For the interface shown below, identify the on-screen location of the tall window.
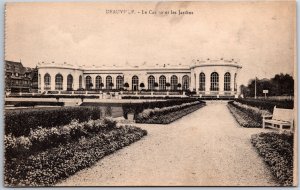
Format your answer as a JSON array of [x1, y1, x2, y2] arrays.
[[182, 75, 189, 90], [38, 74, 41, 89], [170, 75, 178, 90], [234, 73, 237, 91], [199, 73, 205, 91], [95, 76, 102, 89], [79, 75, 82, 89], [116, 75, 123, 89], [55, 74, 63, 90], [44, 73, 51, 90], [224, 72, 231, 91], [159, 75, 166, 90], [210, 72, 219, 91], [67, 74, 73, 90], [86, 76, 92, 90], [132, 75, 139, 91], [106, 76, 112, 90], [148, 75, 155, 90]]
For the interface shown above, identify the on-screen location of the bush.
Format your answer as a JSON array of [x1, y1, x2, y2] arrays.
[[4, 125, 147, 186], [136, 101, 205, 124], [122, 98, 204, 119], [14, 102, 64, 107], [227, 103, 261, 128], [251, 132, 294, 186], [236, 98, 293, 113], [5, 107, 101, 137]]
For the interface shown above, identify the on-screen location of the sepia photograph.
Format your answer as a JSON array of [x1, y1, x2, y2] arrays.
[[3, 1, 297, 187]]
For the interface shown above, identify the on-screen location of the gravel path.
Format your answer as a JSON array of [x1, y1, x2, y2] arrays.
[[58, 101, 278, 186]]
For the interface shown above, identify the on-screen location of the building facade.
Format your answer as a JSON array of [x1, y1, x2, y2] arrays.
[[5, 60, 38, 93], [37, 58, 242, 96]]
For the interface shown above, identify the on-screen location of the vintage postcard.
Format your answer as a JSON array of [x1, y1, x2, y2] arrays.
[[3, 1, 297, 187]]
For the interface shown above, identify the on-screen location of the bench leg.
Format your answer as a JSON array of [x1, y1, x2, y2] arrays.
[[279, 124, 283, 134]]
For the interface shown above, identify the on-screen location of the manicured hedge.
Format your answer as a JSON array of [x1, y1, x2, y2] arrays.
[[4, 123, 147, 186], [5, 107, 101, 137], [236, 98, 294, 113], [14, 102, 64, 107], [227, 101, 270, 127], [227, 103, 261, 128], [8, 95, 100, 99], [251, 132, 294, 186], [122, 98, 204, 119], [136, 102, 205, 124]]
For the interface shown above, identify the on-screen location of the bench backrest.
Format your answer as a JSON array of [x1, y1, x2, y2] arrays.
[[273, 106, 294, 122]]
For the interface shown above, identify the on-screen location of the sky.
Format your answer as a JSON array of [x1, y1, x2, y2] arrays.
[[5, 1, 296, 85]]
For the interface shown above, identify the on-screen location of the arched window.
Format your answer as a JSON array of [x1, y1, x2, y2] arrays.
[[95, 76, 102, 89], [224, 72, 231, 91], [44, 73, 51, 90], [234, 73, 237, 91], [67, 74, 73, 91], [79, 75, 82, 89], [132, 75, 139, 91], [38, 74, 41, 89], [86, 76, 92, 90], [159, 75, 166, 90], [148, 75, 155, 90], [116, 75, 123, 90], [170, 75, 178, 90], [55, 74, 63, 90], [106, 76, 113, 90], [199, 73, 205, 91], [210, 72, 219, 91], [182, 75, 189, 90]]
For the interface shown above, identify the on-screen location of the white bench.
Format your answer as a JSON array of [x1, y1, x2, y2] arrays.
[[263, 106, 294, 133]]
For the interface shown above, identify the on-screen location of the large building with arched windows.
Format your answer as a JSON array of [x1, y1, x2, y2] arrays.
[[37, 58, 242, 96]]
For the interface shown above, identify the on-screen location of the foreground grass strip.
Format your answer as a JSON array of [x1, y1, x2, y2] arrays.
[[5, 126, 147, 187], [227, 103, 261, 128], [251, 132, 293, 186]]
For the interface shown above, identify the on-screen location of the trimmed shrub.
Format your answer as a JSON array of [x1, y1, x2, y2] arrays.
[[136, 101, 205, 124], [122, 98, 204, 119], [227, 103, 261, 128], [236, 98, 293, 113], [14, 102, 64, 107], [251, 132, 294, 186], [5, 107, 101, 137]]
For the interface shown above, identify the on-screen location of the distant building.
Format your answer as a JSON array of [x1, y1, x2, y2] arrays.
[[5, 60, 38, 93], [37, 58, 242, 96]]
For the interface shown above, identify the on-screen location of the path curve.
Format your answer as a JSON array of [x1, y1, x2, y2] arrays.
[[58, 101, 278, 186]]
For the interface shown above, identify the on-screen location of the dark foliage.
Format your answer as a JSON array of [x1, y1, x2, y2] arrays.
[[235, 98, 294, 113], [122, 98, 204, 119], [5, 107, 101, 137], [251, 132, 294, 186], [14, 102, 64, 107]]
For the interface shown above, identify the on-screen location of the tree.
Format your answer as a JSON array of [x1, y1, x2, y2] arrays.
[[177, 83, 182, 90], [124, 82, 129, 90], [140, 83, 145, 88], [166, 82, 171, 90], [100, 83, 104, 89]]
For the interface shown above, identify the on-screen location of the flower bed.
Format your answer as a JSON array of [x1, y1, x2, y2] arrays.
[[14, 101, 64, 107], [227, 101, 270, 128], [251, 132, 294, 186], [5, 107, 101, 137], [135, 101, 205, 124], [4, 118, 147, 186], [227, 103, 261, 128]]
